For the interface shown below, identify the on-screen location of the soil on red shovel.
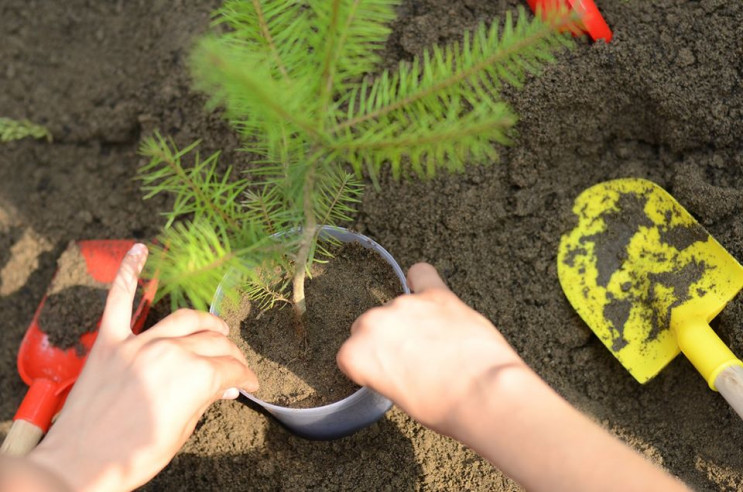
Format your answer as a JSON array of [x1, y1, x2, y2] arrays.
[[2, 1, 743, 491], [40, 285, 108, 353], [220, 242, 403, 408], [38, 242, 109, 353], [36, 241, 148, 353]]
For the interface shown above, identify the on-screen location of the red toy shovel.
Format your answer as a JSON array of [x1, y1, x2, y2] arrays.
[[527, 0, 613, 42], [0, 240, 158, 456]]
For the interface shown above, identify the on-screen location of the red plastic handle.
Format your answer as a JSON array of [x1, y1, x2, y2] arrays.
[[14, 379, 60, 432]]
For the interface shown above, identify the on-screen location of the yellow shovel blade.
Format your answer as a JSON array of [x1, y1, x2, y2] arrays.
[[557, 178, 743, 384]]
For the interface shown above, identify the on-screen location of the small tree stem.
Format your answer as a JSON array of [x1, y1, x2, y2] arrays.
[[291, 166, 318, 337], [291, 225, 314, 318]]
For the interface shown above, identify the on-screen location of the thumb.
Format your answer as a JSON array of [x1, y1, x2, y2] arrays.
[[99, 243, 149, 343], [407, 263, 449, 293]]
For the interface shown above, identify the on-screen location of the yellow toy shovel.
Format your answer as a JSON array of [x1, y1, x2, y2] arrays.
[[558, 178, 743, 418]]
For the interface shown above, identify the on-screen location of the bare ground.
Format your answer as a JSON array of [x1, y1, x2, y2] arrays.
[[1, 1, 742, 490]]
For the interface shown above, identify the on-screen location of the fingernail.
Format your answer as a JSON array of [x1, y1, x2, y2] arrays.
[[129, 243, 148, 258], [221, 387, 240, 400]]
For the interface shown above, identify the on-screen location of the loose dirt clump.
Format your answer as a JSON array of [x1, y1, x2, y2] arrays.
[[38, 242, 109, 353]]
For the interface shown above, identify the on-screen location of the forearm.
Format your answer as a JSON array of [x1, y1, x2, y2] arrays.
[[448, 364, 689, 492], [0, 456, 71, 492], [340, 264, 689, 490]]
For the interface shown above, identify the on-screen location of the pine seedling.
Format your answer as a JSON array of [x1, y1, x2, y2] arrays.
[[0, 117, 51, 143], [138, 0, 576, 332]]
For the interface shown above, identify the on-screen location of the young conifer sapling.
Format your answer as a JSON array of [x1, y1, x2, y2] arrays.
[[138, 0, 575, 339]]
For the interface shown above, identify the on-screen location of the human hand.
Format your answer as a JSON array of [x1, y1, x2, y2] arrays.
[[339, 264, 690, 492], [337, 262, 528, 436], [27, 244, 258, 492]]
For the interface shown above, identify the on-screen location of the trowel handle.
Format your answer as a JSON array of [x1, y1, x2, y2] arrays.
[[715, 365, 743, 421], [0, 379, 61, 455], [0, 419, 44, 456]]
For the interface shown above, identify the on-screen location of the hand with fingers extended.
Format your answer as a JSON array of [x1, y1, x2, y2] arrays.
[[337, 262, 526, 435], [338, 263, 689, 492], [20, 244, 258, 492]]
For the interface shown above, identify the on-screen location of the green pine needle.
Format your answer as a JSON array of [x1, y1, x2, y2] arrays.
[[311, 0, 397, 113], [0, 117, 51, 143], [147, 218, 281, 311], [138, 132, 250, 232], [214, 0, 313, 81], [331, 6, 573, 178], [314, 165, 363, 225]]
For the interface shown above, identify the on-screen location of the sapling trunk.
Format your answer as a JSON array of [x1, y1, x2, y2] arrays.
[[291, 167, 318, 339], [291, 225, 314, 330]]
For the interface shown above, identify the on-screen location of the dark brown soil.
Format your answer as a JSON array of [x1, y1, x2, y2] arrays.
[[36, 241, 148, 352], [221, 242, 403, 408], [1, 1, 742, 491], [39, 242, 109, 353], [40, 285, 108, 352]]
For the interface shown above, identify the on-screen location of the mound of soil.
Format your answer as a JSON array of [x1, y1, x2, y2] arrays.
[[1, 1, 742, 490], [220, 242, 403, 408], [38, 242, 109, 353]]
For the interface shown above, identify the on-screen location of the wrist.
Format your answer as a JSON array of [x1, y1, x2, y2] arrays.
[[443, 355, 541, 445], [0, 454, 72, 492], [27, 441, 82, 492]]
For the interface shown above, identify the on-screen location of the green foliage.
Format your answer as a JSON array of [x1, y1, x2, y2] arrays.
[[144, 217, 285, 311], [0, 117, 51, 143], [138, 133, 362, 312], [139, 0, 573, 313], [335, 11, 568, 180], [139, 133, 250, 232]]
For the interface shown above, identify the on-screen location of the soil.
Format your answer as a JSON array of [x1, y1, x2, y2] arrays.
[[36, 241, 150, 353], [40, 285, 108, 353], [220, 242, 403, 408], [38, 241, 109, 352], [1, 1, 742, 491]]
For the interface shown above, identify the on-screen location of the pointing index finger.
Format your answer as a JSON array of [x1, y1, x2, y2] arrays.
[[99, 243, 149, 343], [406, 263, 450, 293]]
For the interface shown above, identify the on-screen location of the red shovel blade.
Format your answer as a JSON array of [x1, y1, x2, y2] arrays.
[[527, 0, 613, 42], [13, 240, 158, 432]]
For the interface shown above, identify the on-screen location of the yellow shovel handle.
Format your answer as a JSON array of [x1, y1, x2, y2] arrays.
[[676, 317, 743, 391]]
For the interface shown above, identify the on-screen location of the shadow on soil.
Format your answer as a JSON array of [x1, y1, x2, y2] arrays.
[[143, 404, 421, 491]]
